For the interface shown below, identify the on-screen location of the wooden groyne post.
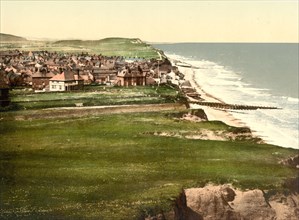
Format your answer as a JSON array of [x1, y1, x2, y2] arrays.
[[189, 101, 281, 110]]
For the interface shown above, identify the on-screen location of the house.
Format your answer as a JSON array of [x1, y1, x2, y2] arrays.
[[92, 66, 117, 85], [154, 59, 172, 77], [116, 67, 146, 86], [32, 70, 55, 90], [102, 58, 116, 69], [45, 59, 59, 71], [0, 72, 10, 107], [49, 70, 84, 91]]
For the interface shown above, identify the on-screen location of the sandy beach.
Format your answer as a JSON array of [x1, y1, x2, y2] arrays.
[[177, 65, 246, 128]]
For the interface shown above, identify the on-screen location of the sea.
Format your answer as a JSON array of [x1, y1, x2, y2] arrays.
[[153, 43, 299, 149]]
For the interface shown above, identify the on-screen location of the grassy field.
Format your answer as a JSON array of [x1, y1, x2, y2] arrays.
[[7, 85, 182, 111], [53, 38, 160, 58], [0, 37, 160, 59], [0, 110, 297, 219]]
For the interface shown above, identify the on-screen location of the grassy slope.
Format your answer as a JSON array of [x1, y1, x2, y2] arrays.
[[0, 33, 27, 41], [0, 86, 298, 219], [0, 36, 160, 59], [7, 85, 180, 110], [53, 37, 159, 58], [0, 110, 297, 219]]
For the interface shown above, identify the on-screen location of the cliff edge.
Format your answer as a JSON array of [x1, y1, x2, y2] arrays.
[[174, 184, 299, 220]]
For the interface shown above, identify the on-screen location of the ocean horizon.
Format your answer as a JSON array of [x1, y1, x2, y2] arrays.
[[154, 43, 299, 149]]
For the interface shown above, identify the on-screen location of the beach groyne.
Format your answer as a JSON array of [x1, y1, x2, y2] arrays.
[[179, 80, 280, 111], [189, 101, 280, 110]]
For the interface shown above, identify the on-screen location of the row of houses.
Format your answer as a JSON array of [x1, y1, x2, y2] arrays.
[[0, 50, 178, 92]]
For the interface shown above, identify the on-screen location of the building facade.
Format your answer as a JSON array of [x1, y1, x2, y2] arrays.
[[49, 70, 84, 91]]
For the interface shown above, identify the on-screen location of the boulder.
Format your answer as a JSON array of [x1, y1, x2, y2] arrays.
[[184, 185, 240, 220]]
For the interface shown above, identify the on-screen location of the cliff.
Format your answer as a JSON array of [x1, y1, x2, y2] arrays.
[[174, 184, 299, 220]]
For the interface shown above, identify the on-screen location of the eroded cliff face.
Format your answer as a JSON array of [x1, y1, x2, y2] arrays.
[[174, 185, 299, 220]]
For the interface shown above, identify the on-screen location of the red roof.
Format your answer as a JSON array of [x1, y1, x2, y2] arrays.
[[50, 71, 83, 81], [50, 72, 67, 81]]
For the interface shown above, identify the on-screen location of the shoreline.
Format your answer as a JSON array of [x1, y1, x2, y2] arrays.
[[176, 64, 247, 128], [165, 53, 298, 149]]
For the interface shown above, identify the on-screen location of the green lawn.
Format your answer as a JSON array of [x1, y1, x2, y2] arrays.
[[8, 85, 182, 110], [0, 111, 297, 219]]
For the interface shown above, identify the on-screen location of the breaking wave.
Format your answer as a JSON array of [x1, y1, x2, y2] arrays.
[[167, 53, 298, 149]]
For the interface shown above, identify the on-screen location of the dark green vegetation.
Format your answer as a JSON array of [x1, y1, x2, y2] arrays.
[[6, 85, 181, 111], [0, 110, 297, 219], [0, 34, 160, 59]]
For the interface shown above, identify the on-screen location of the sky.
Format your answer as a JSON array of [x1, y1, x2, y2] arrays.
[[0, 0, 298, 42]]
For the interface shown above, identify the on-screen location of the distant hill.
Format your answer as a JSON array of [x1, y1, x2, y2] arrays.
[[54, 37, 159, 58], [54, 37, 143, 46], [0, 35, 159, 59], [0, 33, 27, 41]]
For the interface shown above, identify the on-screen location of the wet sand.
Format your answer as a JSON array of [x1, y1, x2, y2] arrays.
[[178, 66, 246, 128]]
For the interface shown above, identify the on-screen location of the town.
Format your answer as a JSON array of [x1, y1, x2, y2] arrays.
[[0, 50, 186, 107], [0, 49, 281, 112]]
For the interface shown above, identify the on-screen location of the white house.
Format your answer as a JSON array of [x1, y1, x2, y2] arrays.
[[49, 70, 84, 91]]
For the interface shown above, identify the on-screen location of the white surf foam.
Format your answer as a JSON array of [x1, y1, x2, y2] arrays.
[[166, 53, 299, 149]]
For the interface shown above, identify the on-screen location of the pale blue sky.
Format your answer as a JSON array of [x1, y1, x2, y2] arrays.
[[1, 0, 298, 42]]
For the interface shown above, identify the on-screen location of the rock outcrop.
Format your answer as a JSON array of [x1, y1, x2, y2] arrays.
[[174, 185, 299, 220], [230, 189, 276, 219], [182, 185, 240, 220]]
